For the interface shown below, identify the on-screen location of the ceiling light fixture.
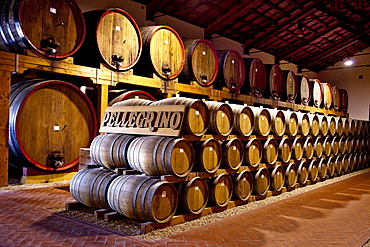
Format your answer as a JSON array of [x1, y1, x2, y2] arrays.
[[344, 57, 353, 66], [297, 21, 304, 38]]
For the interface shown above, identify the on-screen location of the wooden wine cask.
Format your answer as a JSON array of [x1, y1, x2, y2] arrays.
[[194, 138, 222, 173], [355, 152, 365, 170], [303, 137, 314, 159], [90, 134, 136, 169], [284, 163, 298, 188], [317, 115, 329, 136], [326, 156, 336, 177], [232, 170, 253, 201], [283, 110, 298, 136], [221, 138, 244, 170], [282, 70, 298, 103], [352, 137, 359, 153], [297, 160, 309, 185], [278, 137, 292, 163], [334, 155, 343, 175], [262, 137, 278, 165], [342, 117, 350, 136], [135, 25, 185, 80], [323, 137, 332, 156], [291, 136, 304, 161], [357, 137, 365, 152], [313, 136, 323, 158], [244, 138, 263, 167], [242, 58, 267, 97], [108, 90, 156, 106], [296, 112, 310, 136], [253, 168, 270, 196], [338, 136, 347, 154], [0, 0, 85, 59], [182, 39, 218, 86], [296, 75, 312, 106], [308, 160, 319, 182], [348, 153, 356, 172], [9, 80, 98, 171], [320, 82, 333, 109], [341, 154, 350, 174], [112, 98, 153, 106], [249, 106, 272, 136], [349, 118, 357, 136], [331, 136, 340, 155], [150, 97, 210, 136], [310, 79, 323, 108], [327, 116, 337, 136], [339, 89, 348, 113], [307, 113, 320, 136], [264, 64, 284, 100], [346, 136, 353, 153], [203, 101, 234, 136], [270, 165, 285, 192], [331, 85, 341, 110], [216, 50, 245, 92], [208, 173, 233, 207], [355, 120, 363, 136], [70, 168, 120, 209], [229, 104, 254, 136], [127, 136, 194, 177], [317, 158, 328, 180], [266, 108, 286, 136], [74, 8, 141, 71], [177, 177, 209, 215], [334, 117, 344, 136], [107, 175, 178, 224]]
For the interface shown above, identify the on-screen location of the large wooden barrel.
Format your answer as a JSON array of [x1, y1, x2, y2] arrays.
[[135, 25, 185, 79], [0, 0, 85, 59], [242, 58, 267, 96], [307, 113, 320, 136], [296, 75, 312, 106], [127, 136, 194, 177], [108, 90, 156, 106], [318, 158, 328, 180], [107, 175, 178, 223], [232, 170, 253, 201], [182, 39, 218, 86], [177, 177, 209, 215], [296, 112, 310, 136], [90, 134, 136, 169], [292, 136, 304, 161], [221, 138, 244, 170], [216, 50, 245, 91], [308, 160, 319, 182], [270, 165, 285, 192], [303, 137, 314, 159], [339, 89, 348, 113], [331, 86, 341, 110], [253, 168, 270, 196], [317, 115, 329, 136], [297, 160, 309, 185], [150, 97, 209, 136], [310, 79, 322, 108], [70, 168, 119, 209], [203, 101, 234, 136], [283, 110, 298, 136], [313, 136, 323, 158], [323, 137, 332, 156], [284, 163, 298, 188], [249, 106, 272, 136], [244, 138, 263, 167], [278, 137, 292, 163], [194, 138, 222, 173], [264, 64, 284, 100], [266, 108, 286, 136], [9, 80, 98, 171], [320, 82, 333, 109], [74, 8, 141, 71], [229, 104, 254, 136], [208, 173, 233, 207], [282, 70, 298, 103], [263, 138, 278, 165]]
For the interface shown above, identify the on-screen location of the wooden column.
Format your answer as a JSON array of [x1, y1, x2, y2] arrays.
[[97, 84, 108, 129], [0, 70, 10, 186]]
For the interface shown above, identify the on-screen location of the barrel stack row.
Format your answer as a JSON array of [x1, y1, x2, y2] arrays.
[[70, 97, 370, 224]]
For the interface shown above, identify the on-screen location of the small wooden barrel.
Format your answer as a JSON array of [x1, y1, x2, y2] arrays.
[[264, 64, 284, 100], [331, 86, 341, 110], [317, 158, 328, 180], [341, 154, 350, 173], [136, 25, 185, 79], [339, 89, 348, 113], [278, 137, 292, 163], [313, 136, 323, 158], [323, 137, 332, 156], [221, 138, 244, 170], [194, 138, 222, 173], [208, 173, 233, 207], [107, 175, 178, 223], [334, 117, 344, 135], [229, 104, 254, 136], [296, 112, 310, 136], [216, 50, 245, 91], [355, 120, 363, 136], [348, 153, 356, 172], [242, 58, 267, 96], [232, 170, 253, 201], [303, 137, 314, 159], [331, 136, 340, 155], [150, 97, 210, 136], [320, 82, 333, 109], [70, 168, 120, 209], [327, 116, 337, 136], [308, 160, 319, 182], [253, 168, 270, 196], [108, 90, 156, 106], [244, 138, 263, 167], [310, 79, 323, 108], [354, 153, 364, 170], [203, 101, 234, 136], [249, 106, 272, 136], [112, 98, 153, 106], [352, 137, 359, 153], [317, 115, 329, 136], [285, 163, 298, 188], [282, 70, 298, 103], [346, 136, 353, 153], [296, 75, 312, 106], [292, 136, 304, 161], [90, 134, 136, 169], [266, 108, 286, 136], [334, 155, 343, 175], [1, 0, 85, 59], [127, 136, 194, 177], [182, 39, 218, 86], [74, 8, 141, 71], [177, 177, 209, 215], [283, 110, 298, 136], [339, 136, 347, 154], [326, 156, 336, 177], [263, 138, 278, 165], [349, 118, 357, 136], [297, 160, 309, 185], [342, 117, 350, 136], [270, 165, 285, 192], [307, 113, 320, 136]]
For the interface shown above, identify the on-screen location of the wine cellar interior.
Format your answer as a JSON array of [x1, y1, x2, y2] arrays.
[[0, 0, 370, 246]]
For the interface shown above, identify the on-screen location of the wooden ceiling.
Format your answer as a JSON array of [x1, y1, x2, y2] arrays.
[[132, 0, 370, 72]]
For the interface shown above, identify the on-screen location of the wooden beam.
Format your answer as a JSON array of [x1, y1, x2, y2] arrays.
[[146, 0, 172, 20], [0, 70, 10, 186]]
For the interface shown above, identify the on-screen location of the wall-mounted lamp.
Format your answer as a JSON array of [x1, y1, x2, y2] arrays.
[[344, 57, 353, 66]]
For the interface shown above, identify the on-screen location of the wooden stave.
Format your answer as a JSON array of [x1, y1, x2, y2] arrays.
[[216, 49, 245, 92]]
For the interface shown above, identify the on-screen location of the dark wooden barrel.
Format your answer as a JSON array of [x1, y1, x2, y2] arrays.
[[296, 112, 310, 136], [283, 110, 298, 136], [308, 160, 319, 182], [331, 86, 341, 110], [282, 70, 298, 103], [326, 156, 336, 177], [318, 158, 328, 180], [108, 90, 156, 106], [334, 155, 343, 175], [221, 138, 244, 170], [278, 137, 292, 163], [341, 154, 350, 173], [0, 0, 86, 59], [90, 134, 136, 169], [292, 136, 304, 161], [313, 136, 323, 158], [253, 168, 270, 196], [194, 138, 222, 173], [339, 89, 348, 113], [74, 8, 141, 70], [303, 137, 314, 159], [70, 168, 120, 209], [296, 75, 312, 106], [216, 50, 245, 91], [182, 39, 218, 86], [348, 153, 356, 172], [177, 177, 209, 215], [9, 80, 98, 171], [323, 137, 332, 156], [285, 163, 298, 188], [135, 25, 185, 80], [107, 175, 178, 223], [346, 136, 353, 153], [232, 170, 253, 201], [229, 104, 254, 136], [297, 160, 309, 185], [307, 113, 320, 136], [349, 118, 357, 136], [339, 136, 347, 154], [317, 115, 329, 136], [242, 58, 267, 96], [203, 101, 234, 136], [244, 138, 263, 167], [266, 108, 286, 136], [320, 82, 333, 109], [208, 173, 233, 207], [270, 165, 285, 192], [249, 106, 272, 136], [127, 136, 194, 177], [264, 64, 284, 100], [310, 79, 323, 108]]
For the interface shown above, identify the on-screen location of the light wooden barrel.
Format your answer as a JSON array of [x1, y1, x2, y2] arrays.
[[339, 136, 347, 154], [90, 134, 136, 169], [208, 173, 233, 207], [70, 168, 119, 209], [317, 115, 329, 136], [346, 136, 353, 153], [326, 156, 336, 177], [216, 50, 245, 91], [297, 160, 309, 185], [278, 137, 292, 163], [107, 175, 178, 224], [308, 160, 319, 182], [229, 104, 254, 136], [253, 168, 270, 196], [264, 64, 284, 100], [249, 106, 272, 136], [303, 137, 314, 159], [282, 70, 298, 103], [334, 117, 344, 135], [263, 138, 278, 165], [0, 0, 85, 59], [194, 138, 222, 173], [341, 154, 350, 173], [320, 82, 333, 109], [331, 86, 341, 110], [292, 136, 304, 161], [339, 89, 348, 113], [182, 39, 218, 86], [313, 137, 323, 158], [334, 155, 343, 175], [244, 138, 263, 167], [266, 108, 286, 136], [232, 170, 253, 201], [342, 117, 350, 136], [221, 138, 244, 170], [242, 58, 267, 96], [9, 80, 98, 171], [327, 116, 337, 136], [203, 101, 234, 136], [177, 177, 209, 215], [285, 163, 298, 188], [74, 8, 141, 71], [331, 136, 340, 155], [296, 75, 312, 106], [323, 137, 332, 156], [310, 79, 323, 108], [318, 158, 328, 180], [150, 97, 210, 136], [108, 90, 156, 106], [283, 110, 298, 136], [307, 113, 320, 136], [127, 136, 194, 177], [136, 25, 185, 79], [270, 165, 285, 192], [296, 112, 310, 136]]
